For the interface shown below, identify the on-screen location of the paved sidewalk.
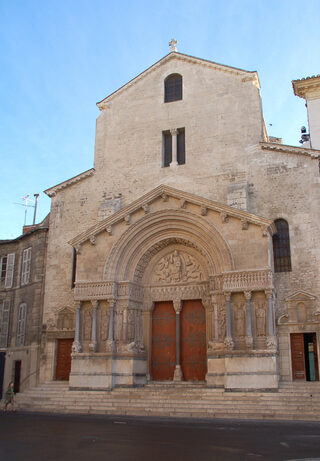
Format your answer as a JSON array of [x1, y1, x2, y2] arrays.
[[1, 412, 320, 461]]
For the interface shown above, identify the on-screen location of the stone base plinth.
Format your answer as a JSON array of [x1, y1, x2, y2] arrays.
[[69, 353, 147, 390], [206, 352, 279, 390]]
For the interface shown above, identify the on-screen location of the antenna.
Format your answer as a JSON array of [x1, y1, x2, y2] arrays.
[[14, 194, 36, 226]]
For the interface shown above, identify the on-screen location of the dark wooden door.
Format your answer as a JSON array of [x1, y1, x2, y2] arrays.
[[0, 352, 6, 399], [291, 333, 306, 380], [312, 334, 319, 380], [14, 360, 21, 393], [181, 300, 207, 381], [151, 302, 176, 380], [56, 338, 73, 381]]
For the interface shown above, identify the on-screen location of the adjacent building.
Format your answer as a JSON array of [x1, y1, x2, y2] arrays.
[[0, 218, 49, 397]]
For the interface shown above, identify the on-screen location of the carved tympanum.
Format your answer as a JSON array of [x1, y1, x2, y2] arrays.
[[153, 250, 203, 284]]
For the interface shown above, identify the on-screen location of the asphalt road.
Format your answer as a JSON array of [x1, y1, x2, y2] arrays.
[[1, 412, 320, 461]]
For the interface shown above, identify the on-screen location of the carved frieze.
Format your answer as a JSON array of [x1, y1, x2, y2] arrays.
[[152, 250, 203, 284]]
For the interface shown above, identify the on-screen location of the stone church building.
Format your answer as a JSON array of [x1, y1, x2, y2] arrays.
[[39, 43, 320, 393]]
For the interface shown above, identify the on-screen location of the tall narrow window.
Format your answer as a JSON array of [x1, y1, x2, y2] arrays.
[[21, 248, 32, 286], [164, 74, 182, 103], [273, 219, 292, 272], [0, 299, 11, 347], [177, 128, 185, 165], [163, 131, 172, 167], [162, 128, 185, 167], [17, 303, 27, 347], [1, 253, 15, 288], [71, 248, 77, 288]]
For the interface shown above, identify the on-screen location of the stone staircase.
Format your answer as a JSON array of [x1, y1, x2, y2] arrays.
[[14, 381, 320, 421]]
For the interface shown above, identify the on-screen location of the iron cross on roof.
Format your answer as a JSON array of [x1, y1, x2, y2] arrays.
[[169, 38, 178, 52]]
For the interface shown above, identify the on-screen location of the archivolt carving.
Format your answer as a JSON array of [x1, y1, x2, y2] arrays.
[[153, 250, 203, 284], [103, 209, 234, 282]]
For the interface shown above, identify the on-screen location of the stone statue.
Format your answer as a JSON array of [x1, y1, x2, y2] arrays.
[[235, 308, 245, 336], [256, 307, 266, 336]]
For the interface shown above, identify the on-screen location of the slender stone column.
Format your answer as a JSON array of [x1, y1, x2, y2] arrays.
[[213, 304, 219, 341], [244, 291, 253, 348], [89, 300, 98, 352], [106, 301, 116, 352], [173, 299, 183, 381], [224, 292, 234, 351], [72, 301, 82, 353], [170, 129, 178, 166], [265, 290, 277, 350]]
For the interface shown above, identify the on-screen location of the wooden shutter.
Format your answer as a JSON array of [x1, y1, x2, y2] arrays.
[[4, 253, 15, 288], [0, 299, 11, 347], [17, 303, 27, 346], [21, 248, 32, 285]]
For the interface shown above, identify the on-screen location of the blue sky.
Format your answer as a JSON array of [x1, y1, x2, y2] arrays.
[[1, 0, 319, 239]]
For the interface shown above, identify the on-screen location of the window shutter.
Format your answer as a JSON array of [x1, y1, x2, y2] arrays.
[[4, 253, 15, 288], [21, 248, 32, 285], [17, 303, 27, 346], [0, 299, 11, 347]]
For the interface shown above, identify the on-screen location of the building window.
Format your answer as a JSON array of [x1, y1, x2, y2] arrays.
[[71, 248, 77, 289], [0, 253, 15, 289], [21, 248, 32, 286], [17, 303, 27, 347], [162, 128, 185, 167], [164, 74, 182, 103], [272, 219, 292, 272], [0, 299, 11, 347]]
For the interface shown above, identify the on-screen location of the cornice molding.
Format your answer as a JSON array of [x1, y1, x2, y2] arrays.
[[260, 141, 320, 159], [44, 168, 95, 197], [292, 75, 320, 100], [97, 52, 259, 110], [69, 184, 275, 247]]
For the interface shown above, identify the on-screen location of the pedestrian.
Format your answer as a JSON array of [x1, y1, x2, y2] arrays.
[[3, 382, 15, 412]]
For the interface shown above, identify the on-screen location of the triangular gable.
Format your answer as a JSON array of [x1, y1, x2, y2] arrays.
[[44, 168, 95, 197], [285, 291, 317, 302], [69, 184, 275, 247], [97, 52, 259, 110]]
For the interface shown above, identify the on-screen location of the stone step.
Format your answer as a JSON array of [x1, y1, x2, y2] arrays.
[[15, 382, 320, 421]]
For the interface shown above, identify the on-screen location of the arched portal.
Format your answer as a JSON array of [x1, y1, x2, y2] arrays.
[[103, 209, 234, 382]]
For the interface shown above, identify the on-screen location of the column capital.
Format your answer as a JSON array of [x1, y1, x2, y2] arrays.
[[244, 291, 252, 301], [74, 301, 81, 310], [265, 289, 273, 299], [224, 292, 232, 301], [91, 300, 99, 309], [173, 299, 182, 313], [170, 128, 179, 136]]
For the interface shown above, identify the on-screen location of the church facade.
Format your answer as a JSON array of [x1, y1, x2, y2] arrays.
[[40, 46, 320, 391]]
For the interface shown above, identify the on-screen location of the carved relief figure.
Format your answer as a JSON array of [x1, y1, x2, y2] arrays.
[[83, 309, 92, 340], [114, 309, 123, 341], [256, 306, 266, 336], [100, 309, 110, 341], [153, 250, 203, 284], [218, 304, 226, 340], [127, 310, 135, 343], [234, 308, 245, 336]]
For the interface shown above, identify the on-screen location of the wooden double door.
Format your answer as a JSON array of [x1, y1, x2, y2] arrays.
[[56, 338, 73, 381], [151, 300, 207, 381], [291, 333, 319, 381]]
